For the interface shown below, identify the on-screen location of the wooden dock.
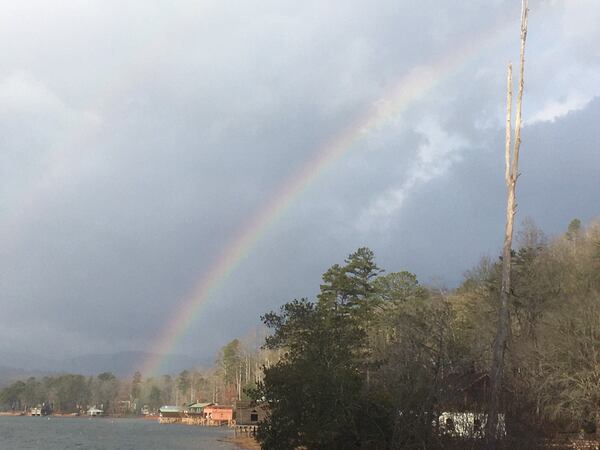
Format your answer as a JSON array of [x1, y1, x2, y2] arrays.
[[234, 424, 258, 437], [158, 417, 181, 424]]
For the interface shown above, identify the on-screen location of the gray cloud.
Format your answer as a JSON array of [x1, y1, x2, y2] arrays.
[[0, 0, 598, 365]]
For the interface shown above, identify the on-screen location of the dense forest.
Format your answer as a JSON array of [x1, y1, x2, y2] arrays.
[[0, 341, 278, 415], [2, 217, 599, 449], [248, 217, 600, 449]]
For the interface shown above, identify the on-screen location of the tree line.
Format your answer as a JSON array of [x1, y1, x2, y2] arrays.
[[0, 334, 278, 414], [249, 218, 600, 449], [2, 217, 599, 449], [0, 372, 118, 414]]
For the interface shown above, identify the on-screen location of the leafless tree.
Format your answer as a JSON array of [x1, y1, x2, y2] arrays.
[[487, 1, 529, 446]]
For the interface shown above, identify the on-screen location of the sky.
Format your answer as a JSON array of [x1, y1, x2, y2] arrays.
[[0, 0, 599, 367]]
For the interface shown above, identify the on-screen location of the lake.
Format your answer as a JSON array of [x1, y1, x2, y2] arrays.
[[0, 416, 240, 450]]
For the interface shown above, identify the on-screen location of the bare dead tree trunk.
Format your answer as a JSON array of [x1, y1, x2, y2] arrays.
[[486, 1, 528, 446], [190, 372, 195, 402], [246, 354, 250, 385]]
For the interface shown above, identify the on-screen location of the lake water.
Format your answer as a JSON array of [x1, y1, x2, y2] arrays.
[[0, 416, 240, 450]]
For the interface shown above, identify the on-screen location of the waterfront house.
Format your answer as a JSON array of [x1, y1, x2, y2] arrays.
[[159, 405, 183, 417], [235, 401, 267, 425], [186, 402, 214, 415], [87, 406, 104, 417], [158, 405, 184, 424], [437, 371, 508, 438], [203, 405, 233, 425], [30, 403, 51, 416], [180, 402, 214, 425], [438, 411, 506, 438]]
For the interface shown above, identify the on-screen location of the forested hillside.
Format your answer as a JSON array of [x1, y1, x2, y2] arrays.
[[251, 218, 600, 449], [2, 218, 599, 449]]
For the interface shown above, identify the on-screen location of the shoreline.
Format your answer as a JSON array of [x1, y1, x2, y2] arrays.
[[223, 435, 261, 450], [0, 413, 157, 419]]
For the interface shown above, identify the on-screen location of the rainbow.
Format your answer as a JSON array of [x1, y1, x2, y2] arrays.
[[141, 18, 514, 377]]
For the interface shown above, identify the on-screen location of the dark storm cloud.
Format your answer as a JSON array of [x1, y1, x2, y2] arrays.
[[0, 0, 598, 363]]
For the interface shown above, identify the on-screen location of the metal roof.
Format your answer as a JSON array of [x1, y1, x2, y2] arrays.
[[187, 402, 214, 409], [159, 405, 183, 413]]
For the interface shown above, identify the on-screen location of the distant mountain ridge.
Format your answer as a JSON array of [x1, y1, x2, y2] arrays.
[[0, 351, 211, 383], [0, 365, 53, 387], [59, 351, 207, 377]]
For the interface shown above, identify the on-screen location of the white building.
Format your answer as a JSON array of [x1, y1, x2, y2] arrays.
[[87, 406, 104, 416]]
